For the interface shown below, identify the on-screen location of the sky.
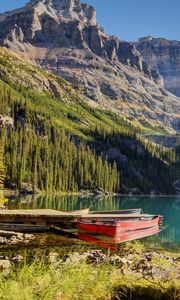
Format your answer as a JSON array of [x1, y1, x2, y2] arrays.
[[0, 0, 179, 41]]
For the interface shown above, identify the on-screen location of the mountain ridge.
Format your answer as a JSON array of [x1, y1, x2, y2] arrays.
[[135, 36, 180, 97], [0, 46, 179, 195], [0, 0, 179, 132]]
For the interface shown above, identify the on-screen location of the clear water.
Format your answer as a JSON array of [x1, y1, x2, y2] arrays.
[[7, 195, 180, 251]]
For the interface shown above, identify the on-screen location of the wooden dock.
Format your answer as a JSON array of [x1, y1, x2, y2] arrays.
[[0, 209, 84, 228], [0, 209, 157, 232], [0, 209, 155, 223]]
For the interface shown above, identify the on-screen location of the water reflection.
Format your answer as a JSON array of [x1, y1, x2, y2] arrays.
[[78, 225, 160, 249], [7, 195, 180, 248]]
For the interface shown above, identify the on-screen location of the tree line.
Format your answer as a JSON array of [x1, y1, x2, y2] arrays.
[[0, 144, 5, 190], [0, 83, 179, 195], [0, 89, 120, 193]]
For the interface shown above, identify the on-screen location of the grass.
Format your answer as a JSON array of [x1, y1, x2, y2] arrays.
[[113, 276, 180, 300], [0, 253, 179, 300], [0, 260, 115, 300], [0, 190, 7, 206]]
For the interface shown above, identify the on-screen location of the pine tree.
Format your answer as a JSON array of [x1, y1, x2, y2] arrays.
[[0, 144, 5, 190]]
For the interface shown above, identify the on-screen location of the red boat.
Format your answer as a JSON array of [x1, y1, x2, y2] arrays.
[[78, 225, 160, 249], [92, 208, 143, 215], [77, 213, 163, 238]]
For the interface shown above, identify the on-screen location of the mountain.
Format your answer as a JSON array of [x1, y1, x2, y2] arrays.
[[0, 0, 179, 132], [136, 36, 180, 97], [0, 47, 179, 195]]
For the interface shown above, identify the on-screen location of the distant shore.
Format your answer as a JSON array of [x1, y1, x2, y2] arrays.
[[3, 189, 180, 201]]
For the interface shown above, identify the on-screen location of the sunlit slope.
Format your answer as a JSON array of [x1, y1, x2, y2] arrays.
[[0, 48, 170, 136]]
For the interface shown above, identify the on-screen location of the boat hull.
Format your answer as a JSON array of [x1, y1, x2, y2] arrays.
[[78, 225, 160, 248], [78, 216, 160, 237]]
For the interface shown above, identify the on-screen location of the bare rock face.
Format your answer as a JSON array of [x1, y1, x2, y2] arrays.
[[136, 36, 180, 97], [28, 0, 97, 26], [0, 0, 179, 131]]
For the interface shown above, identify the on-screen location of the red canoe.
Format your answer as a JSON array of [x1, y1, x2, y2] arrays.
[[77, 214, 162, 237], [78, 225, 160, 248]]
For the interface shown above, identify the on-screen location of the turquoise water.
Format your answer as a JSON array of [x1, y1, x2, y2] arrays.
[[8, 195, 180, 250]]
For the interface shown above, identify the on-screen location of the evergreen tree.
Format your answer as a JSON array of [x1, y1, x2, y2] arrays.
[[0, 82, 179, 195], [0, 144, 5, 190]]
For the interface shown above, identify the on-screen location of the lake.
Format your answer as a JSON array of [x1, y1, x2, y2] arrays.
[[7, 195, 180, 251]]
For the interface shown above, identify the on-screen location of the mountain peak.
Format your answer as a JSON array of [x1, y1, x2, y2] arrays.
[[0, 0, 179, 132], [137, 35, 153, 43], [26, 0, 97, 25], [28, 0, 80, 7]]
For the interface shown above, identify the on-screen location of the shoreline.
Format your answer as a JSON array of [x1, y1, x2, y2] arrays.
[[4, 189, 180, 198], [0, 243, 179, 300], [0, 227, 179, 254]]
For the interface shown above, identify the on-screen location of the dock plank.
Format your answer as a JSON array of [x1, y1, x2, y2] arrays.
[[0, 209, 81, 227], [0, 209, 157, 229], [0, 209, 155, 218]]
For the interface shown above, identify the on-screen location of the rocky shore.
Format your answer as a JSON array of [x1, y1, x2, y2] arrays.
[[0, 243, 179, 300], [0, 230, 35, 246], [1, 247, 179, 282], [49, 249, 180, 281]]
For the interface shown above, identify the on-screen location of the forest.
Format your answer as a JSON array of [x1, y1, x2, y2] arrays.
[[0, 87, 120, 193], [0, 80, 179, 195]]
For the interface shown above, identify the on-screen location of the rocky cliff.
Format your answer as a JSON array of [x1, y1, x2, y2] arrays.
[[136, 36, 180, 97], [0, 0, 179, 131]]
